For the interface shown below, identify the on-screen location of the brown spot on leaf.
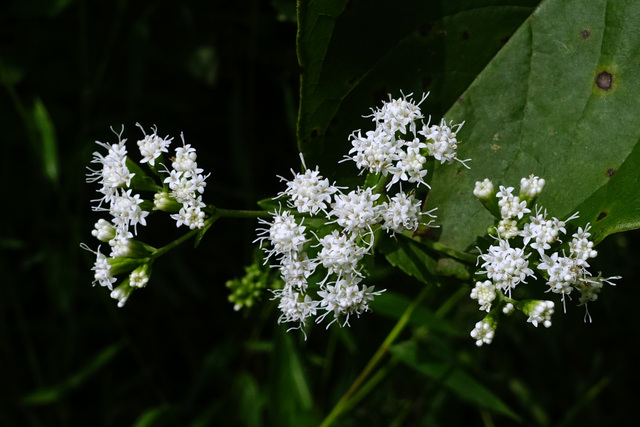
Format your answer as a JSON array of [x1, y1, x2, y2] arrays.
[[310, 129, 318, 139], [595, 71, 613, 91], [580, 29, 591, 39], [500, 36, 510, 44], [462, 31, 469, 41], [596, 211, 607, 221], [607, 168, 616, 177], [457, 97, 464, 104]]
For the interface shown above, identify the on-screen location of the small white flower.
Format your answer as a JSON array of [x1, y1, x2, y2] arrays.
[[278, 156, 337, 215], [108, 230, 134, 258], [496, 218, 519, 239], [136, 123, 172, 166], [92, 219, 115, 242], [473, 179, 494, 199], [279, 251, 317, 291], [370, 92, 427, 135], [316, 230, 369, 280], [477, 238, 535, 297], [172, 142, 202, 176], [346, 128, 399, 175], [110, 282, 133, 308], [171, 204, 206, 229], [91, 247, 117, 290], [497, 185, 530, 219], [526, 300, 554, 328], [86, 127, 134, 207], [316, 276, 383, 326], [381, 191, 431, 234], [109, 189, 149, 235], [569, 224, 598, 263], [503, 302, 515, 314], [419, 118, 470, 168], [273, 285, 319, 329], [470, 320, 495, 346], [129, 266, 150, 288], [255, 210, 307, 260], [329, 187, 381, 235], [537, 252, 580, 297], [470, 280, 496, 312], [386, 148, 429, 189], [519, 175, 545, 199]]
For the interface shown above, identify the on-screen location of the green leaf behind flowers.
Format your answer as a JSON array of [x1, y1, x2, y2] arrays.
[[429, 0, 640, 250]]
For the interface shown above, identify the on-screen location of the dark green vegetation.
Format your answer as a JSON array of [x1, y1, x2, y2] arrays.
[[2, 0, 640, 425]]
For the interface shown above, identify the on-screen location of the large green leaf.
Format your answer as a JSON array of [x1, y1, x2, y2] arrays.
[[430, 0, 640, 249]]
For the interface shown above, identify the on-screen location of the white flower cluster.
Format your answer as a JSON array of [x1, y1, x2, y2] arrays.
[[256, 177, 396, 330], [469, 175, 620, 346], [84, 125, 210, 307], [257, 93, 468, 332], [162, 138, 209, 229], [346, 92, 470, 190]]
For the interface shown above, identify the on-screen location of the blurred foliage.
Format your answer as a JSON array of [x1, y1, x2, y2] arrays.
[[2, 0, 640, 426]]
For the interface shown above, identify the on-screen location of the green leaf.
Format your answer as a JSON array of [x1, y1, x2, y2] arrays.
[[429, 0, 640, 250], [391, 341, 521, 421], [234, 372, 265, 427], [22, 342, 123, 406], [378, 233, 437, 284], [268, 328, 316, 426], [32, 98, 59, 185], [573, 141, 640, 244], [131, 405, 173, 427], [369, 291, 461, 336]]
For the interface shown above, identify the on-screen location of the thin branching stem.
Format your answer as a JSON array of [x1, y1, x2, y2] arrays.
[[319, 284, 431, 427]]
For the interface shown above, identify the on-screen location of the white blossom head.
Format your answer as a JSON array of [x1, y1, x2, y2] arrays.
[[136, 123, 172, 166], [470, 319, 496, 346], [524, 300, 554, 328], [473, 178, 494, 199], [519, 174, 545, 200], [470, 280, 497, 312], [278, 155, 338, 215]]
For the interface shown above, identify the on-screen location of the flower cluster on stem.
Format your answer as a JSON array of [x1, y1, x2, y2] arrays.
[[83, 125, 211, 306], [469, 175, 620, 346], [257, 93, 468, 333]]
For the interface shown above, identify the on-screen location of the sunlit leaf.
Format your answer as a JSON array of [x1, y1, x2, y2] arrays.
[[430, 0, 640, 250]]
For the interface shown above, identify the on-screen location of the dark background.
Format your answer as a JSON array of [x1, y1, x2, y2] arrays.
[[2, 1, 640, 426]]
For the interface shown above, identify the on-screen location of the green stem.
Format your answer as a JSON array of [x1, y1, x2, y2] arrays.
[[420, 238, 477, 264], [215, 208, 271, 219], [149, 208, 269, 260], [150, 215, 218, 259], [319, 284, 431, 427]]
